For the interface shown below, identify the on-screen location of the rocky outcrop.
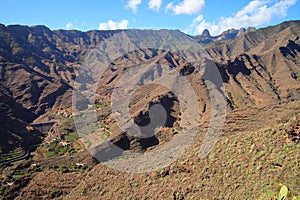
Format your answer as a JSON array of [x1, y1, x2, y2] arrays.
[[193, 28, 241, 44], [201, 29, 211, 37]]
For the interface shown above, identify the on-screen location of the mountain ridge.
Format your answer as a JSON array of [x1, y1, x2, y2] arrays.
[[0, 20, 299, 149], [0, 19, 300, 199]]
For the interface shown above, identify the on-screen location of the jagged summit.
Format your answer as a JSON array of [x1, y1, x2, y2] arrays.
[[193, 27, 243, 44], [237, 27, 246, 36], [201, 29, 211, 37], [246, 26, 256, 33]]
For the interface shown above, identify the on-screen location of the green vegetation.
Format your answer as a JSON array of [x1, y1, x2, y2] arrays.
[[214, 40, 225, 46], [177, 126, 183, 131], [59, 166, 69, 173], [44, 150, 57, 158], [11, 174, 23, 180], [41, 119, 83, 158], [27, 168, 41, 174], [95, 102, 108, 109], [99, 113, 108, 120], [263, 184, 300, 200], [64, 132, 80, 142], [0, 151, 24, 162], [39, 113, 84, 158], [48, 164, 89, 174], [0, 185, 6, 195], [42, 138, 81, 158]]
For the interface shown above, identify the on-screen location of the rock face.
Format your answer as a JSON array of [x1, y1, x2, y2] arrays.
[[0, 20, 300, 159], [0, 24, 121, 119], [246, 26, 256, 33], [217, 28, 240, 40], [0, 24, 121, 155], [205, 20, 300, 108], [201, 29, 211, 37], [193, 28, 241, 44], [237, 28, 246, 37]]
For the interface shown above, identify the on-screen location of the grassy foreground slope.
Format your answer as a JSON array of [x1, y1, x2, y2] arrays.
[[4, 101, 297, 200]]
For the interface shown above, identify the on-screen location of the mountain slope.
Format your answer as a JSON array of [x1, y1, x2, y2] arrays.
[[0, 20, 300, 157], [0, 20, 299, 118], [0, 20, 300, 199], [206, 20, 300, 109]]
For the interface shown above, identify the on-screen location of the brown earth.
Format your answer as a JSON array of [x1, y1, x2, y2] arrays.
[[0, 20, 300, 199], [3, 101, 299, 200]]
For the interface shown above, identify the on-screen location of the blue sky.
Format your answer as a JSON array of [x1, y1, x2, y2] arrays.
[[0, 0, 299, 35]]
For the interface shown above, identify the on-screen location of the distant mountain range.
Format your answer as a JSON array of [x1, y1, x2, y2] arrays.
[[192, 26, 257, 44], [0, 19, 300, 199], [0, 20, 299, 159]]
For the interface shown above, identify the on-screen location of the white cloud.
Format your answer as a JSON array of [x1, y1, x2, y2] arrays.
[[166, 0, 205, 15], [65, 21, 87, 30], [99, 19, 129, 30], [126, 0, 142, 13], [148, 0, 162, 11], [66, 22, 72, 29], [188, 0, 297, 35], [66, 22, 78, 29]]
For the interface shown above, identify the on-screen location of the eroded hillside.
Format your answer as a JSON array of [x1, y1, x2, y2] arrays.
[[0, 20, 299, 199]]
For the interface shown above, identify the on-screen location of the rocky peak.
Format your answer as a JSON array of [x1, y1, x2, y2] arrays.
[[30, 25, 53, 35], [218, 28, 239, 40], [201, 29, 211, 37], [237, 27, 246, 36], [246, 27, 256, 33]]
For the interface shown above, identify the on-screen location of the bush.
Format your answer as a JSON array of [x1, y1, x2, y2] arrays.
[[0, 185, 6, 195], [59, 166, 70, 173]]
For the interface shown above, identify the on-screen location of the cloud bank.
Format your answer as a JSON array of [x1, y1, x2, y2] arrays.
[[126, 0, 142, 13], [99, 19, 129, 30], [148, 0, 163, 11], [166, 0, 205, 15]]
